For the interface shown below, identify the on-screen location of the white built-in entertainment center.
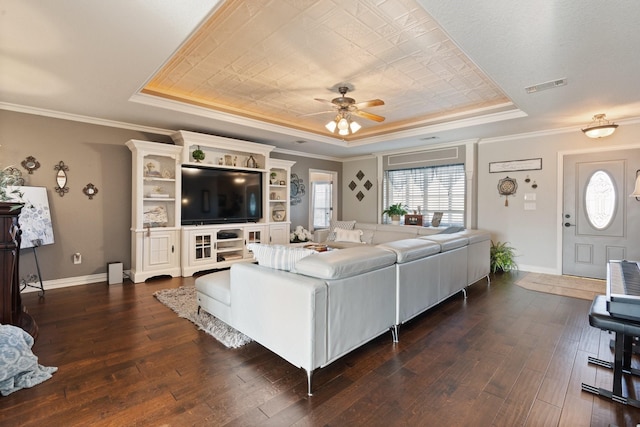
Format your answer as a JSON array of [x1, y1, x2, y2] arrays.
[[126, 131, 294, 283]]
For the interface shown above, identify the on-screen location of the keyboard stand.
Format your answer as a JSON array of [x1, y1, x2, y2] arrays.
[[581, 295, 640, 408]]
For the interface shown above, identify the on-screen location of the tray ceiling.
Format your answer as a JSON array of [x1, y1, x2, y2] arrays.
[[142, 0, 516, 143]]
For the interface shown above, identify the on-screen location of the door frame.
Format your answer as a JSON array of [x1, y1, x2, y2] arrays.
[[556, 142, 640, 275], [308, 169, 338, 232]]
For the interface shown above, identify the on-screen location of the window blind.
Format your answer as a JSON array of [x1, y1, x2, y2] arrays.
[[383, 164, 465, 226]]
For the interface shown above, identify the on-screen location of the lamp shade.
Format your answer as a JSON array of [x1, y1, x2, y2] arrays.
[[582, 114, 618, 138]]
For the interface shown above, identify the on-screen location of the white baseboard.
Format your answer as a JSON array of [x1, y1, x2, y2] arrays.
[[21, 270, 132, 293], [517, 264, 560, 275]]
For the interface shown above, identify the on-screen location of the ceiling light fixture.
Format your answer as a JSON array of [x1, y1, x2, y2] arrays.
[[581, 113, 619, 138], [325, 112, 361, 136]]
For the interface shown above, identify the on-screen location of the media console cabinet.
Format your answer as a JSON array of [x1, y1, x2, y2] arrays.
[[126, 131, 294, 283]]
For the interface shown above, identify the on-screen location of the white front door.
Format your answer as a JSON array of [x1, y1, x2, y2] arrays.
[[562, 149, 640, 279]]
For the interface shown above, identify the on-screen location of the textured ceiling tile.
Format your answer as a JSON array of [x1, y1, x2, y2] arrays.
[[143, 0, 511, 141]]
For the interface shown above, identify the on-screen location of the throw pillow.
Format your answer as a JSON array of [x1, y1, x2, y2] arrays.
[[247, 244, 315, 271], [326, 220, 356, 241], [334, 228, 363, 243]]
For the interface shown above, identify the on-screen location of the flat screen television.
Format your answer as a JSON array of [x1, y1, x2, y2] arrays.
[[181, 165, 263, 225]]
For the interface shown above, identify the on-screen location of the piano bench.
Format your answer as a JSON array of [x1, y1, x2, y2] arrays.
[[581, 295, 640, 408]]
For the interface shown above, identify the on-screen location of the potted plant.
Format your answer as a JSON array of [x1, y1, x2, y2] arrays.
[[192, 146, 205, 162], [490, 241, 518, 273], [382, 203, 408, 225], [270, 172, 278, 184]]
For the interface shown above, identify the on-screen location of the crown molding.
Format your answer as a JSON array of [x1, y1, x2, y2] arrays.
[[0, 102, 172, 135], [272, 147, 342, 162]]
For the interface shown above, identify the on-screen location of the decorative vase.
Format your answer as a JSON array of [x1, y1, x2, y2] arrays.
[[246, 155, 257, 168]]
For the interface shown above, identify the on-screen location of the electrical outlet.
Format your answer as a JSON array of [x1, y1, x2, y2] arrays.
[[73, 253, 82, 264]]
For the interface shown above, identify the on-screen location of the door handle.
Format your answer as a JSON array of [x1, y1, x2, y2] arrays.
[[564, 222, 575, 227]]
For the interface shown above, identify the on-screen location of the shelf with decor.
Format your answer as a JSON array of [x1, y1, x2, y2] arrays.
[[267, 159, 296, 244], [172, 130, 273, 173], [126, 140, 183, 282]]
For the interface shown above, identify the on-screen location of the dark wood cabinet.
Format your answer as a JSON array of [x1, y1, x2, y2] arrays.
[[0, 202, 37, 338]]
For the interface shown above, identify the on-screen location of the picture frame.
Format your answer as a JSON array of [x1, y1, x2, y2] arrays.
[[489, 158, 542, 173]]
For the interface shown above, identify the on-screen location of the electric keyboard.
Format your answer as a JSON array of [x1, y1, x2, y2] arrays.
[[606, 260, 640, 321]]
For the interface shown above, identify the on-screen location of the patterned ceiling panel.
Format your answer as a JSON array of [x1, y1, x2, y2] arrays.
[[142, 0, 512, 141]]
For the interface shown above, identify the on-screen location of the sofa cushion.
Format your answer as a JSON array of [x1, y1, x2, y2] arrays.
[[326, 220, 356, 241], [335, 228, 363, 243], [248, 244, 315, 271], [294, 246, 396, 280], [419, 234, 469, 251], [457, 229, 491, 244], [376, 239, 441, 264], [195, 270, 231, 305]]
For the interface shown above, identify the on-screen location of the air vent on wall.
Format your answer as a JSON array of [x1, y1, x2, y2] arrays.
[[525, 78, 567, 94]]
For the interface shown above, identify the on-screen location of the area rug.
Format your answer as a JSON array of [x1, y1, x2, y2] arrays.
[[514, 272, 605, 301], [153, 286, 251, 348]]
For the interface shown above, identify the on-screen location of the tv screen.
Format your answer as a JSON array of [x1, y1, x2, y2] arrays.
[[181, 165, 262, 225]]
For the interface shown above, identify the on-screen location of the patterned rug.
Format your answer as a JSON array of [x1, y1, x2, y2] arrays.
[[514, 272, 605, 301], [153, 286, 251, 348]]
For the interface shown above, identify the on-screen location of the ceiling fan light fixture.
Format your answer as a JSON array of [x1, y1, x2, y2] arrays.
[[325, 120, 337, 133], [582, 113, 618, 138], [337, 117, 349, 131], [338, 128, 349, 136], [349, 120, 361, 133]]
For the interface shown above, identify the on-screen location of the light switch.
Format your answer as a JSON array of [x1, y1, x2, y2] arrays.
[[524, 202, 536, 210], [524, 193, 536, 201]]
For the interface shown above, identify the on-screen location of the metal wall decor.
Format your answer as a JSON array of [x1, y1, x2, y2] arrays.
[[497, 176, 517, 206], [54, 161, 69, 197], [83, 183, 98, 200], [489, 158, 542, 173], [21, 156, 40, 174], [290, 173, 305, 205]]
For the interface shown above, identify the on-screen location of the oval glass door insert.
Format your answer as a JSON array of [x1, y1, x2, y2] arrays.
[[584, 170, 616, 229]]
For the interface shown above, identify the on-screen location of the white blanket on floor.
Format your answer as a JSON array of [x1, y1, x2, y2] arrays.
[[0, 324, 57, 396]]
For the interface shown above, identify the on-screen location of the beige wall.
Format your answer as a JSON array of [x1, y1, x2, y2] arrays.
[[0, 110, 343, 282], [342, 157, 378, 223], [0, 110, 170, 281], [4, 107, 639, 281], [477, 123, 640, 273]]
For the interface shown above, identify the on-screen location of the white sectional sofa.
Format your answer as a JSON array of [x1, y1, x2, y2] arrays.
[[194, 223, 491, 395]]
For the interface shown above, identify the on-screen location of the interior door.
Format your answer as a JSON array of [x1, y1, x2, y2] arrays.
[[562, 149, 640, 279]]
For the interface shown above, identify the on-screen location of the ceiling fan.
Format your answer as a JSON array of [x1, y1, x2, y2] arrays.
[[314, 86, 385, 122]]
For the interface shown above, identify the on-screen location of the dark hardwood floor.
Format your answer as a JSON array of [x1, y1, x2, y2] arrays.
[[3, 271, 640, 426]]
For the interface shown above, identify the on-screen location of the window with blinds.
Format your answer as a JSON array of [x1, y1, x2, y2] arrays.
[[383, 164, 465, 226]]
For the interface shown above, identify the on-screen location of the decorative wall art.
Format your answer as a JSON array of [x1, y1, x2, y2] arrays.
[[7, 186, 54, 249], [54, 161, 69, 197], [489, 158, 542, 173], [21, 156, 40, 174], [290, 173, 305, 205], [83, 183, 98, 200], [349, 170, 373, 202], [497, 176, 518, 206]]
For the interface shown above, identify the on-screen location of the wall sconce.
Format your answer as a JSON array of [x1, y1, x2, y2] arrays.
[[630, 170, 640, 201], [581, 113, 618, 138]]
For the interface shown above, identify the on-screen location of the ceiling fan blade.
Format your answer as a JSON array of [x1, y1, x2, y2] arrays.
[[314, 98, 337, 106], [298, 110, 335, 117], [353, 99, 384, 109], [354, 110, 385, 122]]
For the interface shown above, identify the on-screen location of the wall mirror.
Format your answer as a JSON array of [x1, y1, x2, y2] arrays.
[[54, 161, 69, 197]]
